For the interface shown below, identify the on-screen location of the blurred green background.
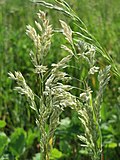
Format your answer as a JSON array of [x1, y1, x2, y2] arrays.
[[0, 0, 120, 159]]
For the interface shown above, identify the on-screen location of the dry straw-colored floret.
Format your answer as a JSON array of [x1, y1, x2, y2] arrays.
[[26, 10, 53, 66], [95, 65, 111, 121], [34, 65, 48, 74], [8, 71, 36, 111], [89, 66, 99, 75], [61, 44, 74, 56], [60, 20, 73, 44]]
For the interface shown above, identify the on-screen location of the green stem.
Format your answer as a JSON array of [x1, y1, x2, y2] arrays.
[[41, 144, 50, 160]]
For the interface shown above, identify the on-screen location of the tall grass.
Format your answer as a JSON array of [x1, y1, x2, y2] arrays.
[[9, 1, 112, 160], [0, 0, 119, 159], [9, 10, 77, 160]]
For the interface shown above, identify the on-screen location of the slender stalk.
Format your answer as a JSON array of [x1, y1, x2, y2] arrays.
[[41, 144, 49, 160]]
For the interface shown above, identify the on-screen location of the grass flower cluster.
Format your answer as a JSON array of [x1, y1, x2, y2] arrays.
[[9, 9, 76, 160], [9, 1, 112, 160]]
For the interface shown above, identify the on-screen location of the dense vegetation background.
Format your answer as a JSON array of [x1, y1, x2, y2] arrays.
[[0, 0, 120, 159]]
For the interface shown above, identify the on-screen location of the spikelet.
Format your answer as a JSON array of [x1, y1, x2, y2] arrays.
[[26, 10, 53, 66], [60, 20, 73, 44], [8, 72, 36, 111]]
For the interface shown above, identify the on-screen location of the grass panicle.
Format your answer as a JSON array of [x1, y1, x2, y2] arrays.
[[9, 1, 112, 160], [77, 66, 111, 160], [33, 0, 119, 77], [9, 9, 77, 160]]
